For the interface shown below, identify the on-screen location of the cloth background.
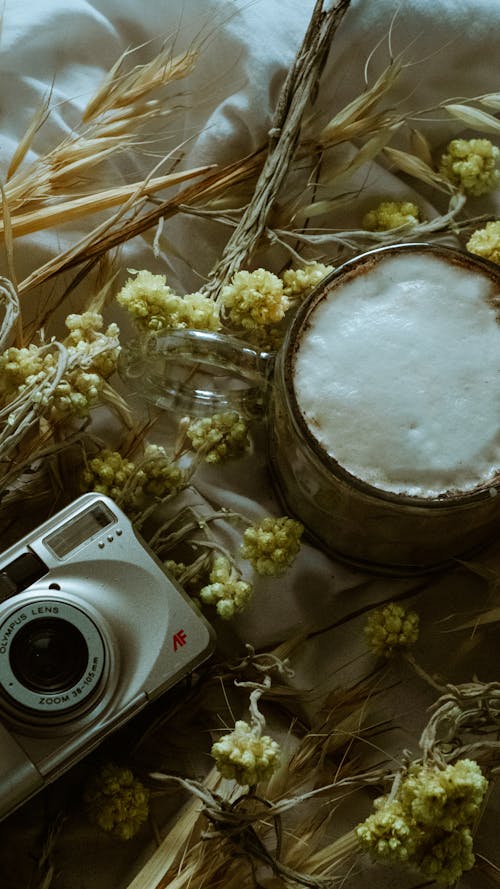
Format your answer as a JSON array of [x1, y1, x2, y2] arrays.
[[0, 1, 499, 887]]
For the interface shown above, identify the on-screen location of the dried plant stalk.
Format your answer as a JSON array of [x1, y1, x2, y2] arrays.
[[0, 34, 201, 270], [82, 45, 198, 122], [18, 149, 266, 294], [125, 768, 222, 889], [317, 51, 405, 148], [0, 167, 213, 241], [202, 0, 353, 298], [0, 277, 20, 351]]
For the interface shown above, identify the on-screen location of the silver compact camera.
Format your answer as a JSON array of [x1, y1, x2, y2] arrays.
[[0, 493, 215, 821]]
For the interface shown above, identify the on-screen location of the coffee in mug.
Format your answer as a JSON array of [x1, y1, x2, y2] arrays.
[[270, 243, 500, 573]]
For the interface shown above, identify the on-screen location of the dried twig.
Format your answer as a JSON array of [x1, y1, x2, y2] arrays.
[[202, 0, 352, 298]]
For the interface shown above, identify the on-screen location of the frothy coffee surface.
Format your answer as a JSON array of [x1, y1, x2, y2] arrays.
[[293, 251, 500, 497]]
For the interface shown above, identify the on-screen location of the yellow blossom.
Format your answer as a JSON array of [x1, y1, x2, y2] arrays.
[[185, 411, 249, 463], [0, 309, 120, 422], [211, 720, 280, 786], [241, 515, 303, 575], [356, 797, 418, 861], [466, 219, 500, 264], [418, 827, 475, 887], [281, 262, 334, 297], [138, 443, 185, 498], [81, 450, 135, 500], [80, 444, 184, 507], [439, 138, 500, 196], [363, 200, 421, 231], [245, 323, 285, 352], [0, 344, 50, 393], [84, 763, 150, 840], [198, 555, 252, 619], [356, 759, 488, 887], [399, 759, 487, 831], [220, 268, 289, 330], [64, 311, 120, 378], [164, 559, 187, 578], [364, 602, 419, 658], [116, 269, 220, 333]]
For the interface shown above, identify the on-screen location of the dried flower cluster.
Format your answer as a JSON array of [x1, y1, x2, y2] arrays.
[[116, 264, 334, 357], [185, 411, 250, 463], [211, 718, 281, 786], [198, 555, 252, 619], [80, 449, 135, 500], [363, 200, 421, 231], [81, 443, 185, 512], [0, 310, 120, 422], [439, 137, 500, 195], [241, 515, 304, 575], [467, 219, 500, 263], [364, 602, 420, 658], [357, 758, 488, 886], [116, 270, 220, 333], [220, 269, 289, 330], [281, 261, 334, 296], [84, 763, 150, 840]]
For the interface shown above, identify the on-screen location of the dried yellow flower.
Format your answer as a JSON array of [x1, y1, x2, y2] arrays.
[[418, 827, 475, 887], [241, 515, 303, 575], [466, 219, 500, 264], [399, 759, 487, 831], [65, 312, 120, 378], [220, 268, 289, 330], [439, 138, 500, 196], [138, 443, 185, 498], [0, 309, 120, 422], [356, 797, 418, 862], [185, 411, 249, 463], [211, 720, 280, 786], [356, 759, 488, 887], [84, 763, 150, 840], [198, 555, 252, 619], [363, 200, 421, 231], [117, 269, 220, 333], [80, 444, 184, 507], [81, 449, 135, 499], [364, 602, 419, 658], [281, 262, 334, 297]]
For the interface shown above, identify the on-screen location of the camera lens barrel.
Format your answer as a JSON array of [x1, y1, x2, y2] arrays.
[[0, 599, 106, 716]]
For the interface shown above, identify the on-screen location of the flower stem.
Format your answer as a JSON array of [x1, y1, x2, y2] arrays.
[[404, 651, 447, 694]]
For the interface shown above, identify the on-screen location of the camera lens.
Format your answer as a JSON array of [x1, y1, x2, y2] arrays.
[[9, 618, 89, 693], [0, 598, 109, 719]]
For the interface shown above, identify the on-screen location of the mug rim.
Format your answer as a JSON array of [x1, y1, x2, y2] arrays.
[[282, 241, 500, 509]]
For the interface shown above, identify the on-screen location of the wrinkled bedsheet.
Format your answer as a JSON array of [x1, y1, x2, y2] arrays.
[[0, 2, 499, 887]]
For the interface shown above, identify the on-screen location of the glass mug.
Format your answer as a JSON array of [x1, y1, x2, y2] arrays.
[[119, 243, 500, 575]]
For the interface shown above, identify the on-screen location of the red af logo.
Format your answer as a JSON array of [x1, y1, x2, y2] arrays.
[[173, 629, 187, 651]]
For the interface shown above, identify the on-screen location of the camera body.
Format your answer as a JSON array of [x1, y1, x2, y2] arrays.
[[0, 493, 215, 821]]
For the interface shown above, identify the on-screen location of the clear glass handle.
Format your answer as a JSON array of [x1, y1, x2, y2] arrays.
[[118, 330, 275, 417]]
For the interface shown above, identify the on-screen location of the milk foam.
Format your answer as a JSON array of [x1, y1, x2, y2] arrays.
[[293, 251, 500, 497]]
